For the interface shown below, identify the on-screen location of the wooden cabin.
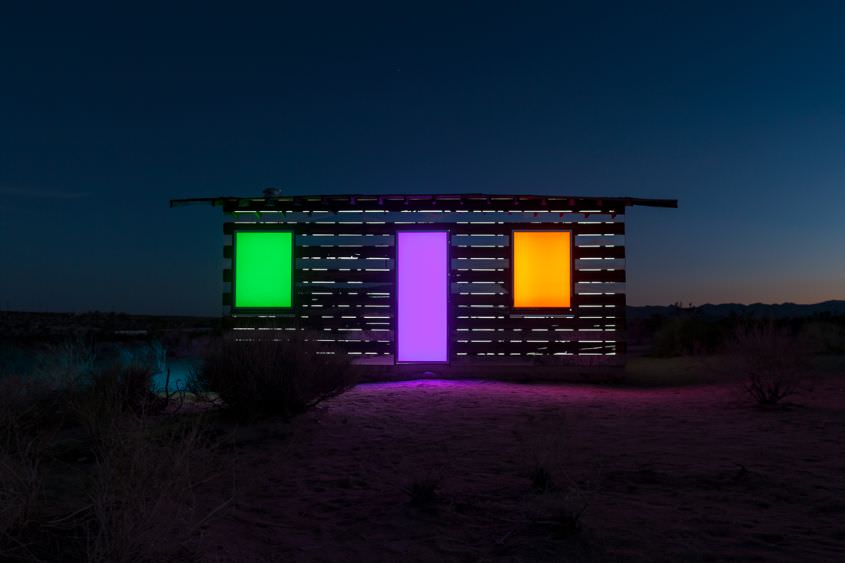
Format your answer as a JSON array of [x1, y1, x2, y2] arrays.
[[171, 193, 676, 379]]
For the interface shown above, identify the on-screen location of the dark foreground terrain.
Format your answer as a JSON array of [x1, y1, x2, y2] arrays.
[[3, 310, 844, 561], [195, 371, 845, 562]]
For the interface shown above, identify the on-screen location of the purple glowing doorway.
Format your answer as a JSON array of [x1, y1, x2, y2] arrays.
[[396, 231, 449, 363]]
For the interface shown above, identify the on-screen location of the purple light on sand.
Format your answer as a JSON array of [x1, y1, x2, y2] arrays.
[[396, 231, 448, 363]]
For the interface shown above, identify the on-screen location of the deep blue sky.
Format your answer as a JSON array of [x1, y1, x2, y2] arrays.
[[1, 1, 844, 315]]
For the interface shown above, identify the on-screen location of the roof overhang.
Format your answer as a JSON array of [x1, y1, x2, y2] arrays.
[[170, 193, 678, 211]]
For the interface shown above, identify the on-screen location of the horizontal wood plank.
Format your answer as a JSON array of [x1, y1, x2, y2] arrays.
[[297, 234, 394, 246], [453, 316, 622, 329], [297, 292, 393, 306], [573, 246, 625, 259], [235, 221, 624, 236], [574, 269, 626, 283], [296, 249, 394, 260], [449, 246, 510, 259], [229, 211, 625, 223], [453, 329, 622, 341], [297, 270, 393, 282], [297, 258, 394, 269], [453, 342, 622, 354]]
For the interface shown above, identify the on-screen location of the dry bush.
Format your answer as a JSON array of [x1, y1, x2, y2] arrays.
[[1, 341, 100, 433], [0, 341, 229, 561], [531, 484, 591, 538], [29, 340, 167, 445], [402, 476, 441, 508], [71, 362, 164, 445], [800, 320, 845, 354], [30, 340, 96, 392], [516, 412, 568, 491], [652, 316, 726, 357], [193, 332, 355, 418], [0, 460, 43, 561], [730, 322, 811, 406], [75, 346, 226, 561], [514, 412, 598, 537], [0, 425, 45, 560], [85, 413, 225, 563], [0, 373, 65, 560]]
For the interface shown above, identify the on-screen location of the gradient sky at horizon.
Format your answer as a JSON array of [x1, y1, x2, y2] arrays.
[[1, 1, 844, 316]]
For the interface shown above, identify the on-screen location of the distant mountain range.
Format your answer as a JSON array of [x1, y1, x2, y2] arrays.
[[628, 300, 845, 319]]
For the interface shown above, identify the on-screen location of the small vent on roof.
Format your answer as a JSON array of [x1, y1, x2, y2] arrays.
[[262, 187, 283, 198]]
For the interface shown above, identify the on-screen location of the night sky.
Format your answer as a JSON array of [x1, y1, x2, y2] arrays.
[[1, 1, 844, 316]]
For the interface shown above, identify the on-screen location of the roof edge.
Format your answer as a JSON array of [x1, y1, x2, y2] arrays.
[[170, 193, 678, 209]]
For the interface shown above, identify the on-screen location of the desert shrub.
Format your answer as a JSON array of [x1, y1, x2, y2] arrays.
[[31, 339, 96, 389], [530, 464, 555, 492], [516, 414, 567, 491], [0, 365, 72, 558], [402, 476, 441, 508], [0, 375, 62, 560], [0, 343, 35, 377], [85, 414, 223, 563], [0, 432, 44, 559], [71, 362, 164, 445], [0, 461, 43, 560], [0, 341, 200, 561], [193, 332, 355, 418], [0, 375, 59, 448], [544, 488, 589, 537], [1, 340, 144, 437], [730, 322, 810, 406], [2, 341, 165, 436], [652, 316, 726, 356], [801, 321, 845, 354], [529, 476, 594, 538]]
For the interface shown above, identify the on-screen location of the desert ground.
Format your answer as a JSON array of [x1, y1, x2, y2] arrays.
[[195, 366, 845, 562]]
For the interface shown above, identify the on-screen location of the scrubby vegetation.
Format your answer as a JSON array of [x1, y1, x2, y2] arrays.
[[632, 306, 845, 359], [650, 315, 729, 356], [628, 308, 836, 404], [0, 341, 224, 562], [402, 476, 441, 508], [191, 333, 356, 419], [84, 414, 220, 563], [730, 322, 811, 406], [0, 332, 359, 560]]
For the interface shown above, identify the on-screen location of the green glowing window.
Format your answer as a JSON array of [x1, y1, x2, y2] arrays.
[[233, 231, 293, 309]]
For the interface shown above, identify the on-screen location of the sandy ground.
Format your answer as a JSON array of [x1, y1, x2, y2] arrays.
[[197, 376, 845, 562]]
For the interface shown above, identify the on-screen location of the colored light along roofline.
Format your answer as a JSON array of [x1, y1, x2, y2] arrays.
[[169, 193, 678, 210]]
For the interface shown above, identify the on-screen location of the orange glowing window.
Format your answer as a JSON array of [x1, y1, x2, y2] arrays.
[[512, 231, 572, 308]]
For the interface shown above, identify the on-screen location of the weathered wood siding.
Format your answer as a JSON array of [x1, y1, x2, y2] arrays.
[[221, 196, 626, 363]]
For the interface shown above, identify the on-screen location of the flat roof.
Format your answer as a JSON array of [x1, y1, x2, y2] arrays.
[[170, 193, 678, 210]]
